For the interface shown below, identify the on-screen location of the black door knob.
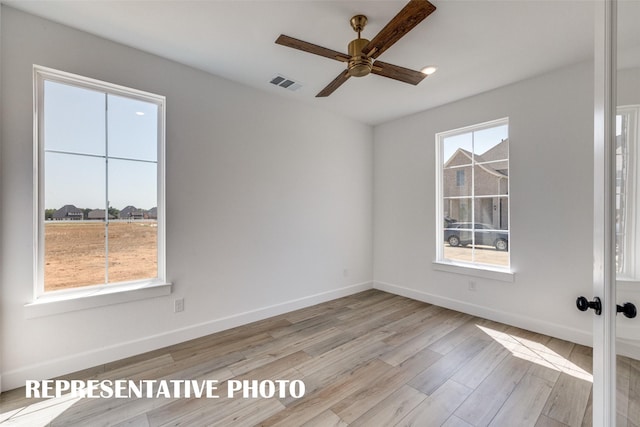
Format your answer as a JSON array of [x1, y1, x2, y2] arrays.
[[617, 302, 637, 319], [576, 296, 602, 315]]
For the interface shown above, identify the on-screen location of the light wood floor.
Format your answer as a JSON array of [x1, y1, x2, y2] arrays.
[[1, 289, 639, 426]]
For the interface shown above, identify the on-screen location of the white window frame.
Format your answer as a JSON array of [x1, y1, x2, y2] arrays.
[[616, 105, 640, 282], [28, 65, 170, 315], [434, 117, 514, 281]]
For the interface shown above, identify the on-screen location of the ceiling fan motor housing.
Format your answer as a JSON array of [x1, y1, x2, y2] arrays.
[[347, 38, 373, 77]]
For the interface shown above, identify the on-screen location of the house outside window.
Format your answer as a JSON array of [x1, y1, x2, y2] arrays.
[[437, 118, 509, 269], [34, 66, 166, 295]]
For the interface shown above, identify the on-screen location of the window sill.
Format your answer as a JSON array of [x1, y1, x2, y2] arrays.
[[432, 261, 515, 282], [24, 280, 172, 318]]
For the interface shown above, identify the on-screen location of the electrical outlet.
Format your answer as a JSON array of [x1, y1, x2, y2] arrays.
[[174, 298, 184, 313], [468, 281, 477, 291]]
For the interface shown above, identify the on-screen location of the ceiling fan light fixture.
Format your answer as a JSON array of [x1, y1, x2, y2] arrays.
[[348, 37, 373, 77], [421, 66, 438, 75]]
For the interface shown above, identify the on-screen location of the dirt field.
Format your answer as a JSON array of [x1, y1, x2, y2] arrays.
[[44, 221, 157, 291]]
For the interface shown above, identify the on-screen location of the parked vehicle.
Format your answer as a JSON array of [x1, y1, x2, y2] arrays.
[[444, 222, 508, 251]]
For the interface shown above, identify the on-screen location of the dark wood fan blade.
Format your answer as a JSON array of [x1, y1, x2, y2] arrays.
[[361, 0, 436, 60], [371, 60, 427, 85], [316, 70, 351, 97], [276, 35, 350, 62]]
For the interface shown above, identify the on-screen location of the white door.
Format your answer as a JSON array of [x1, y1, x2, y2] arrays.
[[592, 1, 640, 425]]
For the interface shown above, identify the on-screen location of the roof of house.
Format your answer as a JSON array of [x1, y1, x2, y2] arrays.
[[52, 204, 83, 218], [444, 139, 509, 178], [120, 205, 146, 217], [87, 209, 115, 219]]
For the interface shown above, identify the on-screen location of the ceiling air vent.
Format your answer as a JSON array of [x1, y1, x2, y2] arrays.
[[270, 74, 302, 92]]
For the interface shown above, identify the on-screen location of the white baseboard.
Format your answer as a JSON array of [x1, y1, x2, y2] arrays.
[[1, 281, 373, 392], [6, 280, 639, 392], [374, 280, 640, 360], [373, 280, 595, 347]]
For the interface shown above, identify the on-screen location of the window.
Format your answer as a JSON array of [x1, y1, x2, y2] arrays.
[[616, 106, 640, 280], [34, 66, 166, 295], [436, 118, 509, 270]]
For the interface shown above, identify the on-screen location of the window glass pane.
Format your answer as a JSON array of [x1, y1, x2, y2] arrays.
[[44, 152, 105, 291], [444, 198, 472, 225], [44, 80, 105, 156], [616, 114, 626, 273], [444, 199, 473, 263], [439, 119, 509, 269], [443, 134, 472, 224], [108, 94, 158, 161], [107, 159, 158, 283], [473, 125, 508, 159], [444, 167, 472, 199], [474, 165, 508, 196], [443, 132, 472, 168]]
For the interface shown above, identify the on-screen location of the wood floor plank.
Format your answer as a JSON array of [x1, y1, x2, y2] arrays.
[[442, 414, 475, 427], [344, 290, 398, 310], [276, 290, 368, 325], [268, 313, 340, 339], [428, 317, 499, 355], [45, 354, 212, 426], [337, 299, 427, 337], [535, 414, 569, 427], [258, 359, 391, 426], [409, 335, 489, 395], [450, 340, 510, 389], [5, 290, 634, 427], [169, 332, 272, 362], [526, 338, 578, 383], [300, 409, 347, 427], [349, 385, 427, 427], [627, 356, 640, 426], [278, 339, 393, 407], [381, 305, 450, 346], [209, 397, 285, 427], [155, 367, 304, 427], [295, 329, 393, 376], [331, 347, 442, 423], [394, 380, 473, 427], [488, 373, 555, 427], [146, 351, 307, 425], [112, 413, 151, 427], [240, 325, 344, 361], [302, 331, 356, 357], [581, 389, 593, 427], [336, 295, 406, 322], [541, 372, 591, 427], [454, 353, 532, 426], [381, 311, 472, 366], [165, 317, 291, 361]]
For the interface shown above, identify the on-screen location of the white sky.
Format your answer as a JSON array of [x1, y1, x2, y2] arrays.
[[442, 124, 508, 164], [44, 80, 158, 210]]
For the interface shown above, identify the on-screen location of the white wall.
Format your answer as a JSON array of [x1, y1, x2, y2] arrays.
[[373, 61, 598, 346], [0, 7, 373, 391]]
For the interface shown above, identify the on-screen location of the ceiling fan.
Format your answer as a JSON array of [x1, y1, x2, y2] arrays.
[[275, 0, 437, 97]]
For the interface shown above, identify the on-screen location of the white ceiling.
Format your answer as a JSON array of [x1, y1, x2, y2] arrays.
[[2, 0, 604, 125]]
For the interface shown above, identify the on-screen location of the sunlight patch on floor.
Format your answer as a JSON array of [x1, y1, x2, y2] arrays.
[[0, 392, 82, 426], [477, 325, 593, 382]]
